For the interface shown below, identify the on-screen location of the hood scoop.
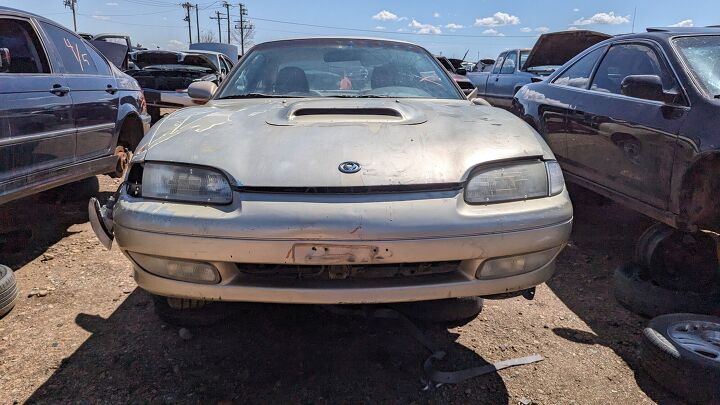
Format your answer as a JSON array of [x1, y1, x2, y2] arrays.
[[266, 99, 427, 126]]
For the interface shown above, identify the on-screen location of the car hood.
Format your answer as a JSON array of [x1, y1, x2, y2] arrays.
[[136, 98, 554, 188], [132, 51, 217, 71], [523, 30, 611, 70]]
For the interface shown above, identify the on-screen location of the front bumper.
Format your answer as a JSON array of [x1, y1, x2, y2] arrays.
[[96, 190, 573, 304]]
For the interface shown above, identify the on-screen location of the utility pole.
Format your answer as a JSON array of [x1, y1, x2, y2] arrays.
[[182, 2, 193, 45], [63, 0, 78, 31], [210, 11, 224, 43], [223, 2, 232, 44], [195, 4, 200, 42], [238, 3, 248, 54]]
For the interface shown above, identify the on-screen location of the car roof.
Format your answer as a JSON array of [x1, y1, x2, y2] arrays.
[[607, 27, 720, 42]]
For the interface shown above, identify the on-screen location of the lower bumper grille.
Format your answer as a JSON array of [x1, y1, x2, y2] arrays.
[[236, 261, 461, 280]]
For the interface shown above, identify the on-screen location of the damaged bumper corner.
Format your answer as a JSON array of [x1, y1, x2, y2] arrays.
[[88, 197, 114, 250]]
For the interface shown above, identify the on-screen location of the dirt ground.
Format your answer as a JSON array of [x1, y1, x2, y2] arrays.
[[0, 176, 685, 404]]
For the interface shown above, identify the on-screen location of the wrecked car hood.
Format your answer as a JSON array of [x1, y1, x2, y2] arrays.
[[137, 98, 554, 187], [132, 50, 216, 71], [523, 30, 611, 70]]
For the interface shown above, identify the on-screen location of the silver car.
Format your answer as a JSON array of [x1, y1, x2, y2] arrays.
[[90, 38, 572, 322]]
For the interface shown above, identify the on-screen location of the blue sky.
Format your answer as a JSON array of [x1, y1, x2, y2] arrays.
[[3, 0, 712, 59]]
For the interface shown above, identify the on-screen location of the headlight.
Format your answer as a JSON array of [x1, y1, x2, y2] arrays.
[[139, 162, 232, 204], [464, 160, 564, 204]]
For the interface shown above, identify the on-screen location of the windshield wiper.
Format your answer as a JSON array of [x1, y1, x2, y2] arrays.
[[216, 93, 299, 99], [328, 95, 392, 98]]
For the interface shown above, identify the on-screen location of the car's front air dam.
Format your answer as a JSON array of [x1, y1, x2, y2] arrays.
[[114, 218, 571, 304]]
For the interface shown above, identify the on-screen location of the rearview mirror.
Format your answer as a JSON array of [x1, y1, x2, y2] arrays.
[[456, 67, 467, 75], [188, 81, 218, 102], [0, 48, 10, 73], [621, 75, 669, 103]]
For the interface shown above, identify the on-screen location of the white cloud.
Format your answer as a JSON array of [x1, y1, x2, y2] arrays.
[[396, 28, 406, 32], [573, 8, 580, 12], [445, 23, 464, 29], [106, 2, 118, 5], [474, 12, 520, 27], [433, 12, 440, 18], [409, 19, 442, 34], [573, 12, 630, 25], [372, 10, 401, 21], [535, 26, 550, 33], [167, 39, 184, 50], [670, 19, 694, 27], [92, 15, 110, 21], [482, 28, 505, 36], [568, 26, 580, 31], [375, 26, 386, 30], [520, 27, 532, 32]]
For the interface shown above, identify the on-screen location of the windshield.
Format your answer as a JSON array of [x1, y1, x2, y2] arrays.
[[520, 50, 530, 69], [673, 35, 720, 97], [217, 39, 462, 99]]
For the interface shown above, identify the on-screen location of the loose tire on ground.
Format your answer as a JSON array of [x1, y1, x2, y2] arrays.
[[151, 295, 230, 327], [389, 297, 483, 327], [0, 265, 18, 319], [641, 313, 720, 403], [613, 263, 720, 318]]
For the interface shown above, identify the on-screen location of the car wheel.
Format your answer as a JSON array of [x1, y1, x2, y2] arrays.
[[0, 265, 18, 319], [613, 263, 720, 318], [151, 295, 229, 327], [390, 297, 483, 327], [109, 146, 132, 178], [641, 313, 720, 403]]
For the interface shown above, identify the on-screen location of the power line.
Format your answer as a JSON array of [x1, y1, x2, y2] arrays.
[[249, 16, 540, 38], [209, 11, 227, 42]]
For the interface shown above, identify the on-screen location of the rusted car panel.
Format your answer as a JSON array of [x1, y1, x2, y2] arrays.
[[514, 28, 720, 233], [90, 38, 573, 304]]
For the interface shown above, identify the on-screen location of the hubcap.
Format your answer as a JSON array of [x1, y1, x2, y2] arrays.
[[668, 320, 720, 362]]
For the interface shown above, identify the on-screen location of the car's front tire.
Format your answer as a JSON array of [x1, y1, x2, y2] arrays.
[[151, 295, 229, 327], [390, 297, 483, 327]]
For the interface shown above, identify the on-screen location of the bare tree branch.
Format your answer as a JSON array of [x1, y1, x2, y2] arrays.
[[198, 30, 217, 43]]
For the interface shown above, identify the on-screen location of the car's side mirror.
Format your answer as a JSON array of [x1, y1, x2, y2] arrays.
[[621, 75, 669, 103], [456, 67, 467, 75], [0, 48, 10, 73], [188, 81, 217, 102]]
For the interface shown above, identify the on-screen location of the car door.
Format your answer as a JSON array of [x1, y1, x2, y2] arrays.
[[488, 50, 518, 109], [483, 52, 505, 103], [565, 42, 687, 210], [38, 22, 119, 161], [0, 16, 75, 188]]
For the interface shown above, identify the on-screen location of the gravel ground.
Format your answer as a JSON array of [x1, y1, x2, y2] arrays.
[[0, 177, 684, 404]]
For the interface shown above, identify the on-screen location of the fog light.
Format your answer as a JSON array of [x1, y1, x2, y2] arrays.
[[129, 252, 220, 284], [477, 247, 561, 280]]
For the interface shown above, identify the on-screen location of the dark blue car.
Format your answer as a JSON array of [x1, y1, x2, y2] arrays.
[[0, 7, 150, 205]]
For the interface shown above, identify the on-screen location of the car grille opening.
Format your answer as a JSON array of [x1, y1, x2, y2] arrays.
[[236, 261, 461, 280]]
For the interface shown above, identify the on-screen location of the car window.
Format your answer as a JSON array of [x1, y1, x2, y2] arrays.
[[0, 18, 50, 73], [40, 22, 99, 75], [673, 35, 720, 98], [492, 53, 505, 74], [590, 43, 677, 95], [519, 51, 530, 69], [223, 56, 234, 67], [500, 51, 517, 74], [84, 42, 111, 76], [219, 56, 230, 73], [553, 46, 605, 89]]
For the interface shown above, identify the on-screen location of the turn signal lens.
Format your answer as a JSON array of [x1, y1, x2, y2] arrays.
[[129, 252, 220, 284]]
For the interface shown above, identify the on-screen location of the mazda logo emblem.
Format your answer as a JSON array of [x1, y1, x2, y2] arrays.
[[338, 161, 361, 174]]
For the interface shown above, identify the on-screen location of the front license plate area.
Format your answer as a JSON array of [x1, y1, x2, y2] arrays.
[[292, 244, 379, 264]]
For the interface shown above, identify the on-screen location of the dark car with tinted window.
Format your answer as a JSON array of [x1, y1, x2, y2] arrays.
[[514, 27, 720, 236], [0, 7, 150, 205]]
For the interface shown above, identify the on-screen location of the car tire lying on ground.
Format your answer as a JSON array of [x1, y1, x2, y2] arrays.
[[389, 297, 483, 327], [641, 313, 720, 403], [0, 265, 18, 319], [151, 295, 230, 327], [613, 263, 720, 318]]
